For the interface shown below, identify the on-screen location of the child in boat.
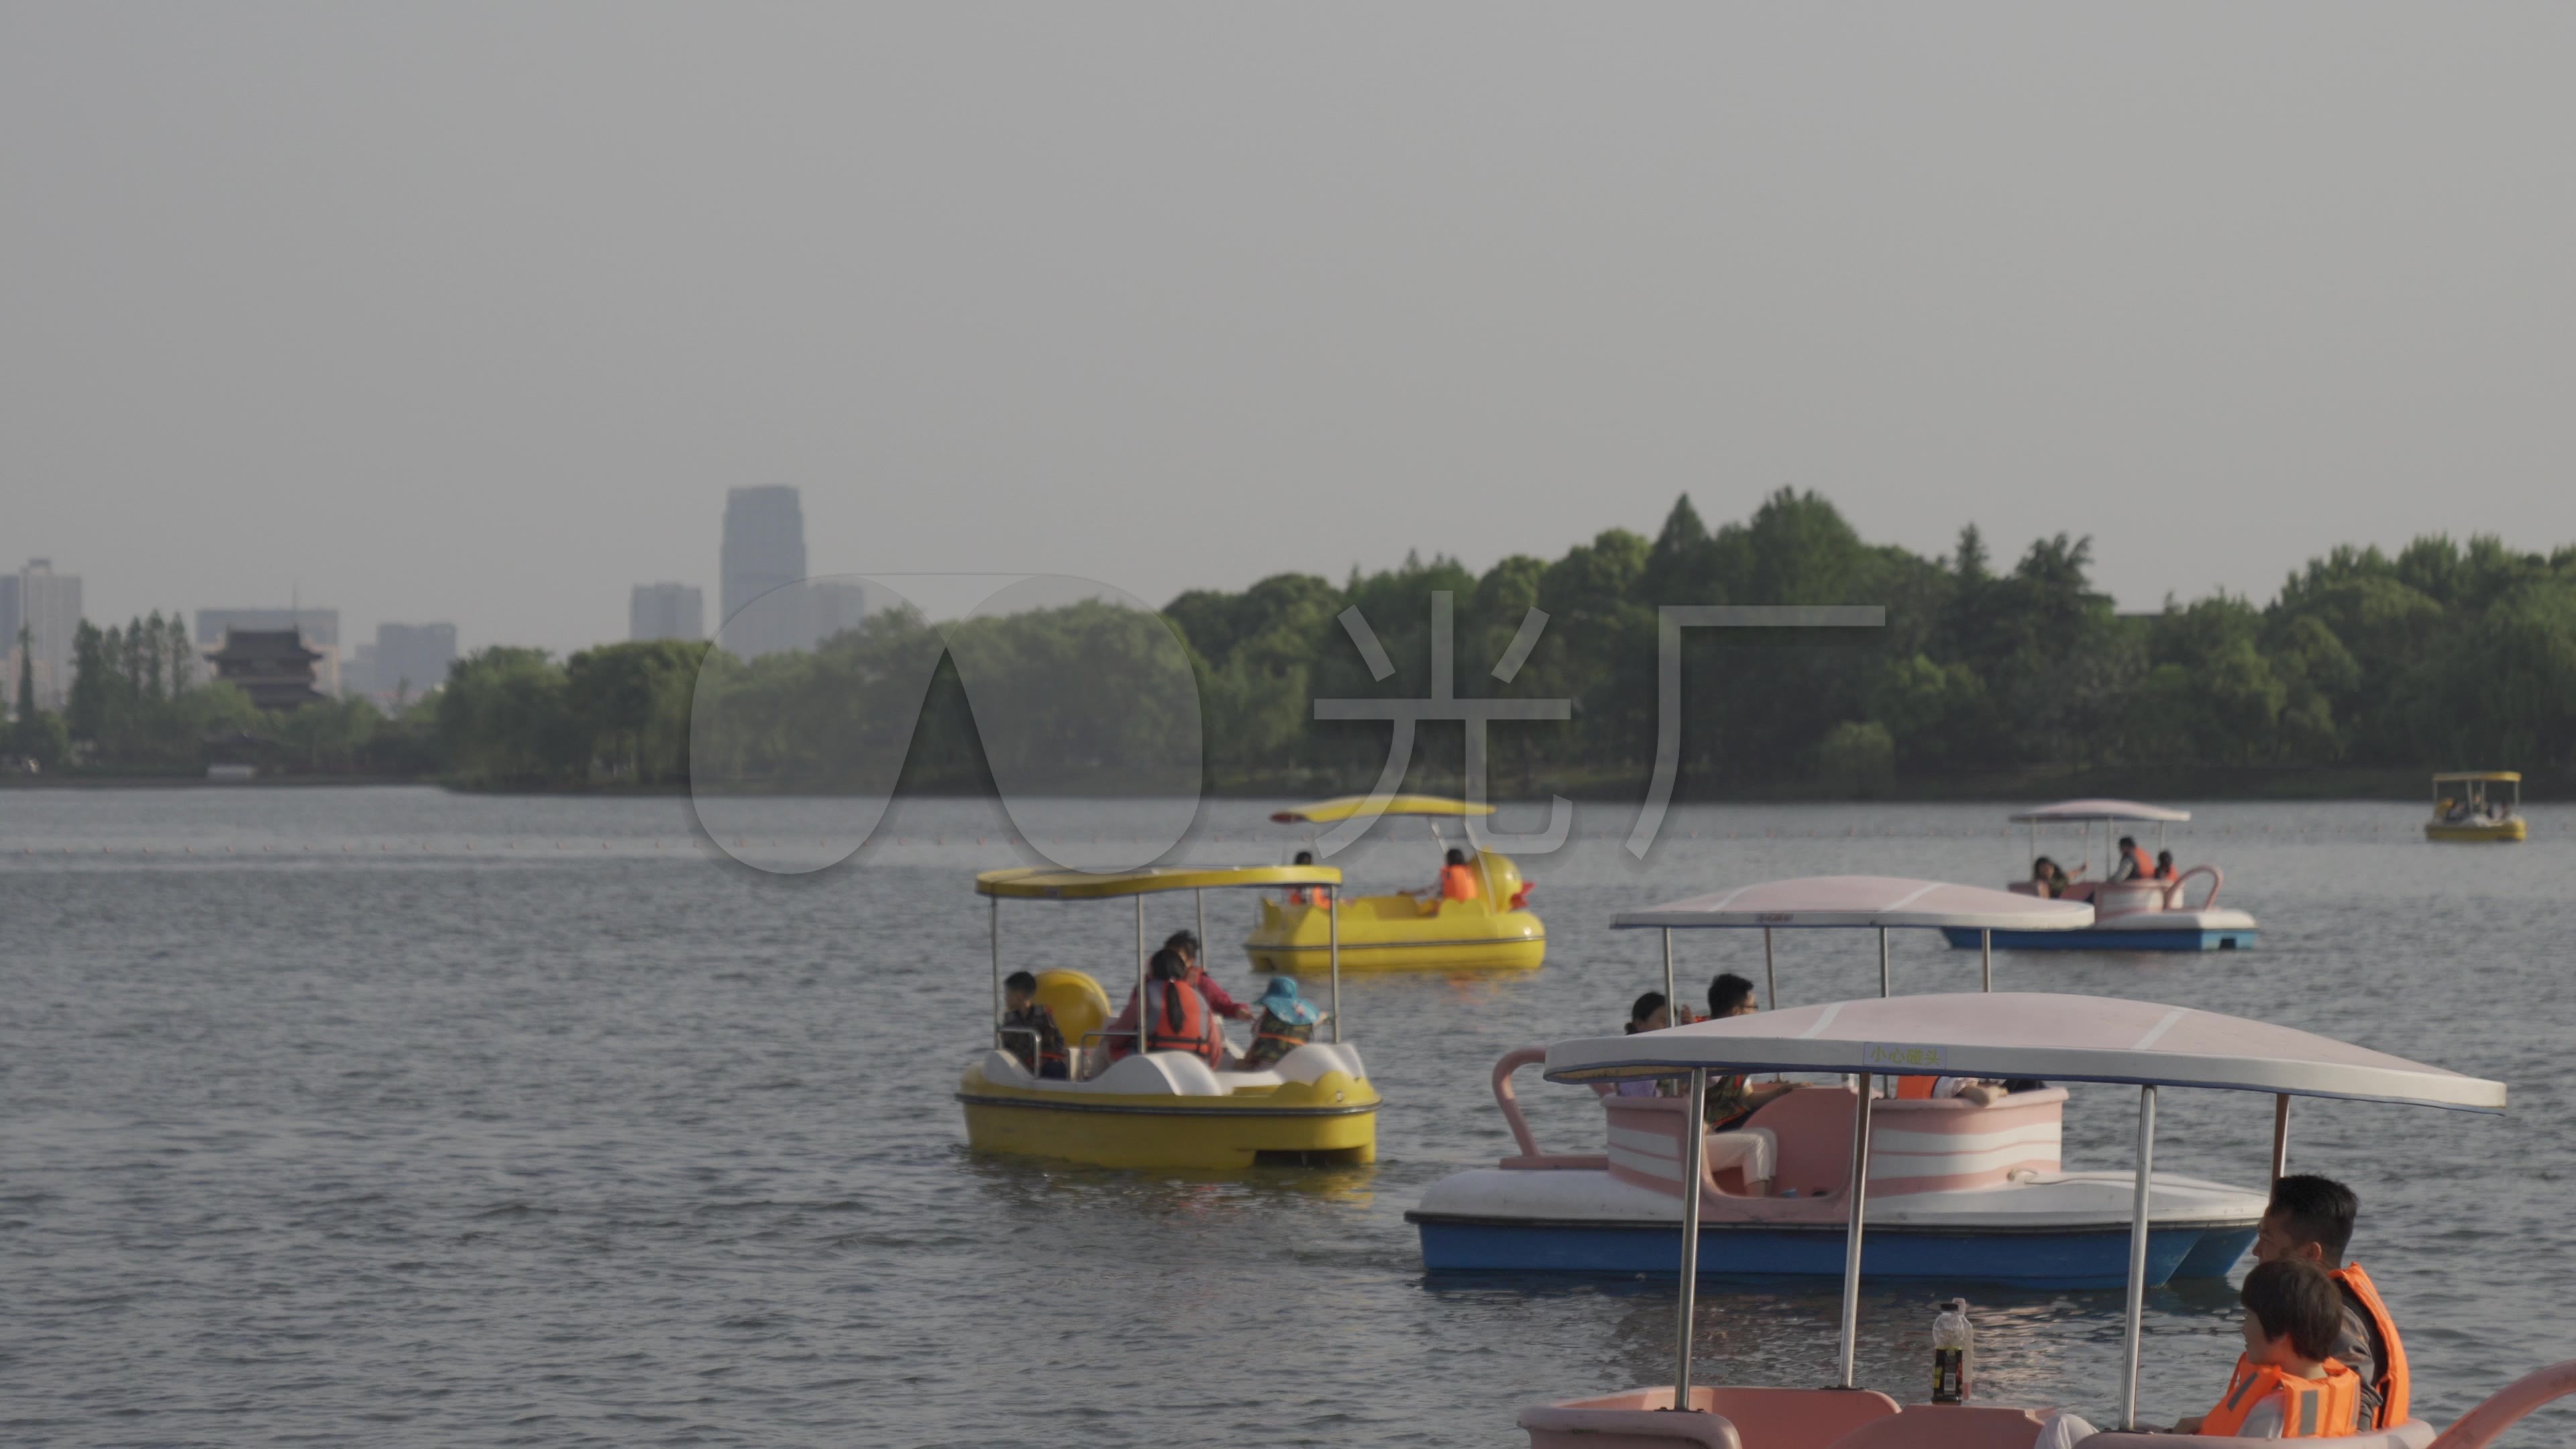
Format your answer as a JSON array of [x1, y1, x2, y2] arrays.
[[2254, 1175, 2407, 1432], [999, 971, 1069, 1079], [1240, 977, 1325, 1069], [2035, 1258, 2360, 1445], [1283, 849, 1332, 908], [2155, 849, 2179, 883]]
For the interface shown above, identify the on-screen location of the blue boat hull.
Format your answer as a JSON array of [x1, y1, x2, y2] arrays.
[[1411, 1217, 2253, 1290], [1941, 926, 2257, 952]]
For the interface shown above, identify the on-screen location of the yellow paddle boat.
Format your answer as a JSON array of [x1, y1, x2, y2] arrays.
[[958, 863, 1380, 1169], [1244, 796, 1546, 974], [2427, 771, 2526, 843]]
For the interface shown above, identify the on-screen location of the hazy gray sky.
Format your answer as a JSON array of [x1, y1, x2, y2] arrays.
[[7, 4, 2573, 655]]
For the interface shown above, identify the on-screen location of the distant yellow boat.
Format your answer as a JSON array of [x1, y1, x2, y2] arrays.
[[2426, 771, 2527, 843], [1244, 796, 1546, 973], [958, 863, 1379, 1170]]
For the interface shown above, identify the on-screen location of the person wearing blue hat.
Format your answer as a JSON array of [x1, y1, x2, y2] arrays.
[[1242, 977, 1326, 1069]]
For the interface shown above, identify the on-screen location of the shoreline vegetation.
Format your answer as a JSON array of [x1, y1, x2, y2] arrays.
[[12, 491, 2573, 802]]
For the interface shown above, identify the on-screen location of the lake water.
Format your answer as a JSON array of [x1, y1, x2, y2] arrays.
[[4, 788, 2571, 1447]]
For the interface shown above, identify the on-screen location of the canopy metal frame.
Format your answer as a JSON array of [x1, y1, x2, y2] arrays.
[[1631, 1021, 2492, 1431]]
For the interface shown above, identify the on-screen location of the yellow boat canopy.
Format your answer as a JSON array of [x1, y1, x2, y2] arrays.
[[1271, 794, 1497, 824], [977, 864, 1341, 900], [2433, 771, 2520, 783]]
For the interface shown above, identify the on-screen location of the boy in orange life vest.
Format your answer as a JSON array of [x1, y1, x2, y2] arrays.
[[2251, 1175, 2408, 1432], [1411, 848, 1483, 913], [1283, 849, 1333, 908], [2037, 1260, 2359, 1446], [2184, 1259, 2362, 1437]]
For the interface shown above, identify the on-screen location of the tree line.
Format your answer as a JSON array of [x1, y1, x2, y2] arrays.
[[15, 491, 2574, 791]]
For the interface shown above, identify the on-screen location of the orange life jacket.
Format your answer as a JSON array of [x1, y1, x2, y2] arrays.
[[2202, 1356, 2360, 1439], [1440, 863, 1481, 902], [1285, 885, 1328, 907], [2125, 845, 2157, 880], [2334, 1263, 2409, 1428], [1144, 978, 1217, 1062], [2155, 863, 2178, 882], [1894, 1076, 1939, 1100]]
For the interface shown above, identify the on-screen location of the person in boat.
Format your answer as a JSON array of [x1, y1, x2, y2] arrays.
[[2155, 849, 2179, 883], [998, 970, 1069, 1079], [2109, 835, 2156, 883], [1615, 991, 1672, 1098], [1100, 948, 1225, 1068], [1167, 929, 1254, 1024], [1895, 1074, 2008, 1106], [2031, 857, 2078, 898], [1407, 847, 1484, 914], [1283, 850, 1332, 908], [1240, 977, 1324, 1070], [2037, 1258, 2361, 1445], [1700, 973, 1793, 1126], [2252, 1175, 2408, 1432]]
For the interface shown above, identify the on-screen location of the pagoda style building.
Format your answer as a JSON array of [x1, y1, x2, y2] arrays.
[[206, 628, 329, 712]]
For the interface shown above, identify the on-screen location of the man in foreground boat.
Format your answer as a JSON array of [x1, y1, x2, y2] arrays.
[[2255, 1175, 2410, 1432]]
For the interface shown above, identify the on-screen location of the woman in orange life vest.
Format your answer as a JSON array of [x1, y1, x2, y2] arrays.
[[1283, 849, 1333, 908], [2156, 849, 2180, 883], [2252, 1175, 2410, 1432], [1100, 948, 1224, 1069]]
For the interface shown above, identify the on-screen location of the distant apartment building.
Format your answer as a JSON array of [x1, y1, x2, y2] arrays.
[[343, 643, 378, 700], [804, 578, 878, 647], [720, 485, 808, 658], [13, 559, 82, 710], [374, 623, 456, 700], [197, 607, 340, 695], [630, 582, 705, 642]]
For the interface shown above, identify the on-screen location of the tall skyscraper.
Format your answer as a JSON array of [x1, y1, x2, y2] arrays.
[[630, 583, 705, 642], [374, 623, 457, 699], [197, 607, 340, 695], [17, 559, 82, 710], [720, 485, 808, 658]]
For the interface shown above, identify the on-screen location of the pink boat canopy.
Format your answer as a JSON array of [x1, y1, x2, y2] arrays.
[[1613, 875, 2096, 932], [2008, 798, 2191, 823], [1542, 991, 2506, 1112]]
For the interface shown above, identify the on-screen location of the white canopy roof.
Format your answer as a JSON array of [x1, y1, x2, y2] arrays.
[[2008, 798, 2192, 823], [1543, 991, 2505, 1112], [1612, 876, 2096, 932]]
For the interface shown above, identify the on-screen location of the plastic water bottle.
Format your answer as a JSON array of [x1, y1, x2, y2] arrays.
[[1931, 1298, 1972, 1404]]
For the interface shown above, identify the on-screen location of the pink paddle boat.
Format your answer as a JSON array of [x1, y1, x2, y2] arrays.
[[1413, 878, 2266, 1287], [1966, 800, 2256, 951], [1515, 991, 2538, 1448]]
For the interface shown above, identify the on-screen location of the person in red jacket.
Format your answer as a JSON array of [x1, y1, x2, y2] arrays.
[[1166, 930, 1254, 1023]]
